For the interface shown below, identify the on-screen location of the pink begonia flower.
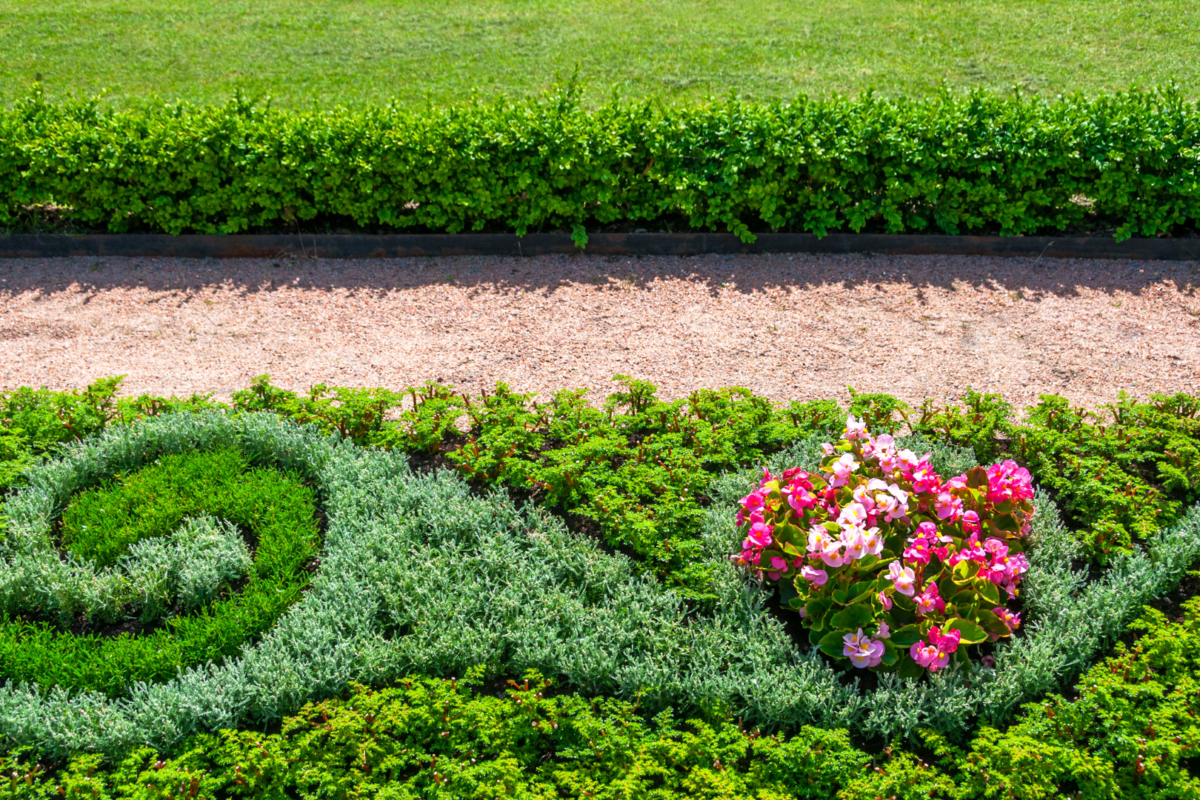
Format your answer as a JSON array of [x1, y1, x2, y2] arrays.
[[986, 459, 1035, 505], [912, 626, 961, 672], [878, 591, 893, 610], [915, 583, 946, 616], [747, 522, 773, 548], [862, 527, 884, 556], [935, 491, 963, 522], [876, 621, 891, 639], [839, 502, 870, 528], [829, 453, 860, 487], [852, 483, 876, 511], [903, 538, 932, 566], [994, 606, 1021, 631], [843, 414, 867, 441], [807, 527, 845, 568], [840, 528, 869, 561], [949, 536, 988, 568], [788, 486, 818, 514], [911, 641, 949, 671], [736, 491, 765, 526], [929, 626, 961, 654], [876, 484, 910, 522], [897, 449, 921, 473], [916, 521, 938, 538], [742, 492, 765, 511], [945, 474, 969, 490], [888, 561, 916, 596], [843, 628, 886, 668], [962, 510, 981, 535], [872, 435, 896, 469], [821, 442, 836, 456], [911, 463, 940, 494], [770, 556, 788, 572], [800, 565, 828, 586]]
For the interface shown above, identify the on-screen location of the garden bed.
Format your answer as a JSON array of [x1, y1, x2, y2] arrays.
[[0, 377, 1198, 798]]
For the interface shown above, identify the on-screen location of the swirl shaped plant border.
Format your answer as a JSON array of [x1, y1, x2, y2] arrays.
[[1, 444, 322, 696], [2, 417, 1200, 758]]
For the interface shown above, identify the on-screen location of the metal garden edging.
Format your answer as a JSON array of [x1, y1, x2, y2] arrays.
[[0, 232, 1198, 260]]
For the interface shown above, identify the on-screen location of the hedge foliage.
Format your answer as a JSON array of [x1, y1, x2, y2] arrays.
[[2, 86, 1200, 240]]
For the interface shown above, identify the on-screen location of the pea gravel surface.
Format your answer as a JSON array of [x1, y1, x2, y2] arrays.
[[1, 253, 1197, 408]]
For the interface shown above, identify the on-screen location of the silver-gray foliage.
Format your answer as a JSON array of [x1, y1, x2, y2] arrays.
[[0, 512, 250, 624]]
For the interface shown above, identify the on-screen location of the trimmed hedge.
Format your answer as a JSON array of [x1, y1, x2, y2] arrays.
[[2, 86, 1199, 240]]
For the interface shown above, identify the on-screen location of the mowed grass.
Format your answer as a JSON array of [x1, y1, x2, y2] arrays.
[[1, 0, 1198, 109]]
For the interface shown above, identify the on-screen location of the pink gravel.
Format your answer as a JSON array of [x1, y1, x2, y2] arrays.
[[0, 252, 1198, 410]]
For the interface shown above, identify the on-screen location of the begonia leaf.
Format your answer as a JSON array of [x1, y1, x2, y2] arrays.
[[889, 624, 921, 648], [830, 604, 874, 631], [975, 578, 1001, 605], [817, 631, 845, 659], [945, 618, 988, 644]]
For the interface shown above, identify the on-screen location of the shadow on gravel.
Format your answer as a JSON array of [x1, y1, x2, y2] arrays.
[[1, 252, 1198, 303]]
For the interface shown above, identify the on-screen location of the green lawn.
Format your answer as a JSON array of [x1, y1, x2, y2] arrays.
[[2, 0, 1198, 108]]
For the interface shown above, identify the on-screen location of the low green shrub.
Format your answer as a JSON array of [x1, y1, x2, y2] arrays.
[[915, 390, 1200, 561], [0, 377, 220, 492], [3, 86, 1200, 240]]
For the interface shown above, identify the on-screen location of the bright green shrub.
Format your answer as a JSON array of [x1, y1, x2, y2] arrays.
[[340, 376, 838, 602], [916, 390, 1200, 561], [3, 87, 1200, 240], [230, 376, 405, 446], [0, 376, 220, 492], [12, 592, 1200, 800], [0, 673, 868, 799], [930, 594, 1200, 799]]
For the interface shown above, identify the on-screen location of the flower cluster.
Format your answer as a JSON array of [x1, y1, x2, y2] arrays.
[[734, 416, 1035, 675]]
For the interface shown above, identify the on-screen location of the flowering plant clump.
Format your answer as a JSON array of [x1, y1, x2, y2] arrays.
[[734, 416, 1036, 676]]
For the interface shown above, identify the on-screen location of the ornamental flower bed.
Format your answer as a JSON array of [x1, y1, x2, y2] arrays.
[[735, 416, 1036, 676]]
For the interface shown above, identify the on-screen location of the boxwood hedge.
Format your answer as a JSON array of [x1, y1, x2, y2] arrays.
[[2, 86, 1199, 240]]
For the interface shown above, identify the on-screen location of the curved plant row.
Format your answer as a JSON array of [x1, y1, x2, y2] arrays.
[[0, 378, 1198, 799], [2, 86, 1200, 241]]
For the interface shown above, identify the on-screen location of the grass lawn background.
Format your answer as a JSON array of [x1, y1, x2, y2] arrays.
[[1, 0, 1197, 109]]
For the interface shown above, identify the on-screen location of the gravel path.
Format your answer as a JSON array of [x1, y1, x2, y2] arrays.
[[1, 253, 1197, 410]]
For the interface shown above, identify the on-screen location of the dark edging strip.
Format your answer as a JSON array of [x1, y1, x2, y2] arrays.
[[1, 232, 1199, 260]]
